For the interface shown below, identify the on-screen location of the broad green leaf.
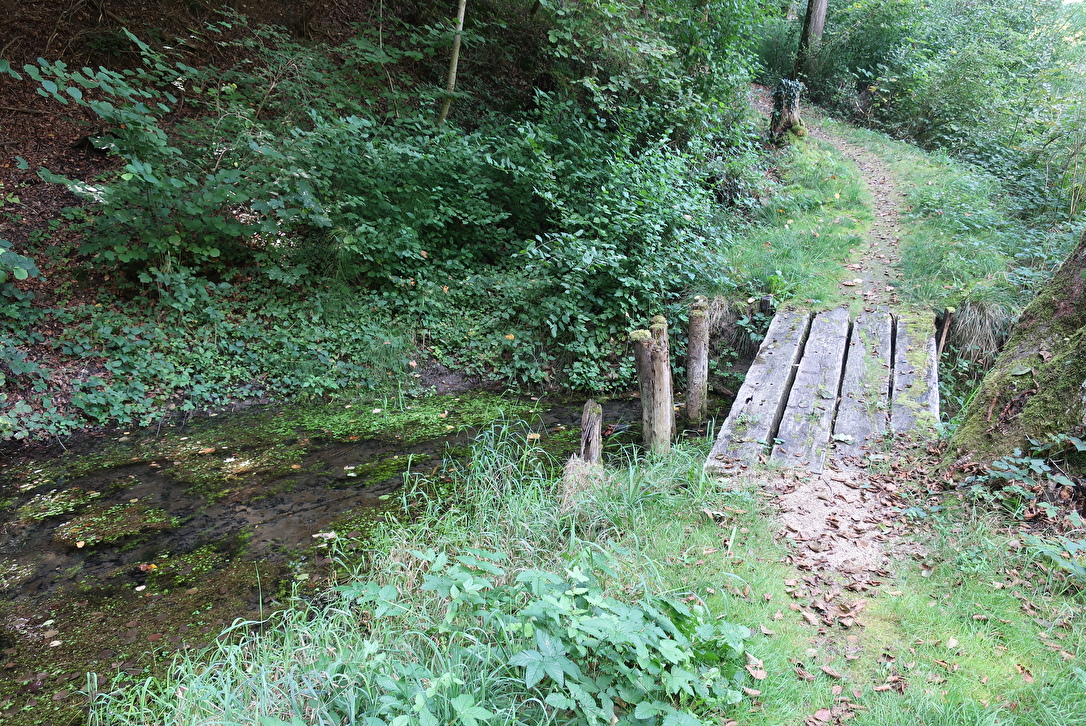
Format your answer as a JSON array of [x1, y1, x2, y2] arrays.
[[450, 694, 493, 726]]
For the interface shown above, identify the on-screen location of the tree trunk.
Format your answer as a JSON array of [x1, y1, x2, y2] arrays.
[[793, 0, 828, 81], [950, 229, 1086, 464], [437, 0, 468, 125]]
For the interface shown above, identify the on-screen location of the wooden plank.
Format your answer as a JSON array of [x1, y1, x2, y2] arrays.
[[771, 307, 851, 473], [891, 311, 940, 434], [832, 309, 892, 461], [705, 309, 810, 474]]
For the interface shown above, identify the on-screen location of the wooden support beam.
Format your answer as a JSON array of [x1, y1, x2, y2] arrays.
[[648, 315, 674, 454], [686, 296, 709, 424]]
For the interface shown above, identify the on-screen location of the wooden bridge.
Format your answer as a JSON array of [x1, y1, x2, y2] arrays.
[[706, 307, 939, 475]]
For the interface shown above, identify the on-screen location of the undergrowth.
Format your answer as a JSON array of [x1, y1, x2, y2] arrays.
[[86, 425, 1086, 726]]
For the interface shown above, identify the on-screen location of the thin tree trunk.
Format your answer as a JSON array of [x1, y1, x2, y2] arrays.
[[437, 0, 468, 125]]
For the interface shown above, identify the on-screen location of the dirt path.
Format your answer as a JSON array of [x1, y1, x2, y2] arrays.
[[806, 125, 906, 310], [746, 87, 926, 582]]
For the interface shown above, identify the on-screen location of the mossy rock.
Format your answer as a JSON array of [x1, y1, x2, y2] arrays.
[[949, 231, 1086, 467]]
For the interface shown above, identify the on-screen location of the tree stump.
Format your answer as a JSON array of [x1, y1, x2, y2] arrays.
[[770, 78, 805, 139], [580, 399, 603, 464], [686, 297, 709, 424]]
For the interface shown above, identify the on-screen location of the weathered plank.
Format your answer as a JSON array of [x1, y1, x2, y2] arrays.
[[891, 311, 940, 434], [832, 309, 892, 461], [706, 309, 810, 474], [771, 307, 851, 473]]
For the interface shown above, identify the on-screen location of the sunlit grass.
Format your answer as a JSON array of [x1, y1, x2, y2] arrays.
[[709, 135, 872, 309]]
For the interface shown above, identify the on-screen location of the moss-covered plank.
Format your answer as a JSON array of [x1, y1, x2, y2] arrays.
[[891, 311, 939, 435], [832, 309, 892, 461], [771, 307, 851, 473], [706, 309, 810, 474]]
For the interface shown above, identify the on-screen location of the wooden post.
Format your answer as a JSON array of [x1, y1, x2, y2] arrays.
[[649, 315, 674, 454], [580, 399, 603, 464], [630, 329, 655, 448], [936, 307, 955, 360], [686, 297, 709, 424]]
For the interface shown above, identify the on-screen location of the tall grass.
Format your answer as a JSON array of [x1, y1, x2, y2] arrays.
[[86, 422, 1086, 726], [86, 424, 747, 725]]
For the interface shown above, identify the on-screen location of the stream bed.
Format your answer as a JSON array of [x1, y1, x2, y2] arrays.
[[0, 392, 646, 725]]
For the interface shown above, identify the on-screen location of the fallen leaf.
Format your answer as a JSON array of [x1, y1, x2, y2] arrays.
[[743, 687, 762, 697], [760, 624, 776, 636], [821, 665, 844, 679], [812, 708, 832, 722], [946, 637, 959, 649], [197, 447, 215, 455], [795, 667, 817, 681]]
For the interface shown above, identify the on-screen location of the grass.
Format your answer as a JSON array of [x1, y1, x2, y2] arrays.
[[707, 132, 872, 309], [84, 424, 1086, 726], [814, 118, 1076, 316]]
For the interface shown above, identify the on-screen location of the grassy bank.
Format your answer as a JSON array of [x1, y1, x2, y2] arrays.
[[86, 427, 1086, 726]]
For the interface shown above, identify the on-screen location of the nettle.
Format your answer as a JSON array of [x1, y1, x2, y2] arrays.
[[963, 434, 1086, 520], [337, 548, 753, 726]]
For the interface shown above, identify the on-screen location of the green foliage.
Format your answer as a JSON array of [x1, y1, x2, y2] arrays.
[[341, 549, 750, 725], [962, 434, 1086, 519], [753, 0, 1086, 225], [0, 182, 38, 281], [1025, 534, 1086, 589], [0, 278, 412, 440]]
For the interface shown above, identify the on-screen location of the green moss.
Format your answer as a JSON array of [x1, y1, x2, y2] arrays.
[[283, 391, 535, 444], [17, 486, 104, 522], [950, 254, 1086, 464], [340, 455, 410, 485], [54, 502, 177, 548], [146, 545, 230, 588]]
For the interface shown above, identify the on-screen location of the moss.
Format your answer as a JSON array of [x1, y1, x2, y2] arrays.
[[950, 232, 1086, 465], [54, 502, 177, 548], [339, 455, 410, 486], [277, 391, 535, 444]]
